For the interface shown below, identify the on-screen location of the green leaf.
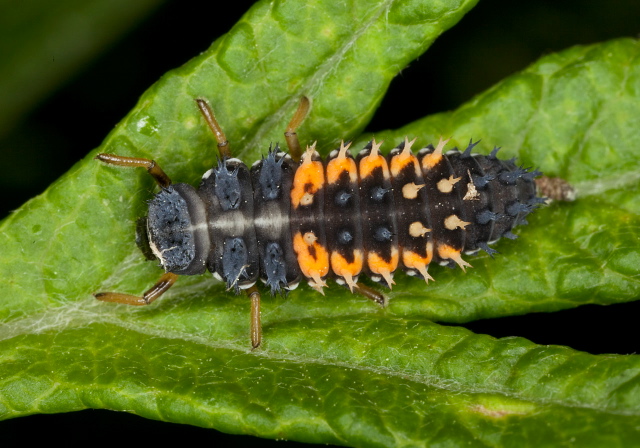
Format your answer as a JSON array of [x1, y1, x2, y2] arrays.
[[2, 0, 640, 446]]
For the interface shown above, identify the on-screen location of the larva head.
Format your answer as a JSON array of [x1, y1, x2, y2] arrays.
[[145, 183, 210, 276]]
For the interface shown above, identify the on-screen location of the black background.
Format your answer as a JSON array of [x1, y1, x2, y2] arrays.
[[2, 0, 640, 446]]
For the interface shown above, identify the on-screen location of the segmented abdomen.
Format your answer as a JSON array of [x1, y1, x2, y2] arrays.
[[146, 139, 542, 294]]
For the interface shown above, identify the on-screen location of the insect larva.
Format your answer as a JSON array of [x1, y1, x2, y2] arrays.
[[94, 96, 544, 348]]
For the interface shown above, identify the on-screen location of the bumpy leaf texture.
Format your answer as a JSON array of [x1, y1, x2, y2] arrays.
[[1, 0, 640, 446]]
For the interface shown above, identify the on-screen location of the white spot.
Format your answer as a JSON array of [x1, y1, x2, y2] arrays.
[[409, 221, 430, 238], [437, 175, 461, 193], [184, 116, 197, 130], [444, 215, 471, 230], [136, 116, 159, 135], [303, 231, 317, 244], [239, 281, 257, 290], [300, 192, 314, 206], [285, 281, 300, 291], [402, 182, 424, 200]]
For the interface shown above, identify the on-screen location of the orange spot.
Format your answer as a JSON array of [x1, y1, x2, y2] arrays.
[[293, 231, 330, 281], [438, 244, 472, 271], [403, 242, 434, 283], [368, 249, 398, 287], [390, 137, 418, 177], [291, 144, 324, 209], [331, 250, 363, 277], [331, 250, 363, 292], [327, 146, 357, 184], [422, 137, 450, 170], [359, 140, 390, 179], [390, 152, 414, 177]]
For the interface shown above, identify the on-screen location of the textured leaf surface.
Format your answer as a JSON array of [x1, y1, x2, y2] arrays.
[[2, 0, 640, 446]]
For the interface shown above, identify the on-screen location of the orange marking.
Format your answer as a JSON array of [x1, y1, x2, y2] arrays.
[[293, 231, 330, 287], [422, 137, 450, 170], [331, 250, 363, 292], [327, 142, 357, 184], [291, 143, 324, 209], [390, 137, 418, 177], [359, 140, 389, 179], [402, 243, 435, 283], [368, 249, 398, 288], [437, 244, 472, 272]]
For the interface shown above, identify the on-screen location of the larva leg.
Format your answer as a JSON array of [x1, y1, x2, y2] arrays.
[[195, 98, 232, 159], [285, 96, 310, 162], [354, 282, 387, 307], [248, 285, 262, 349], [95, 154, 172, 188], [196, 98, 266, 348], [94, 272, 179, 306]]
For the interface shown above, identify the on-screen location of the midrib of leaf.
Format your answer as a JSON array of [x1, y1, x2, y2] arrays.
[[245, 0, 396, 151], [574, 170, 640, 197], [2, 297, 640, 419]]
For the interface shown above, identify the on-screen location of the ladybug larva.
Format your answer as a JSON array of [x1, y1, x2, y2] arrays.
[[95, 96, 545, 348]]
